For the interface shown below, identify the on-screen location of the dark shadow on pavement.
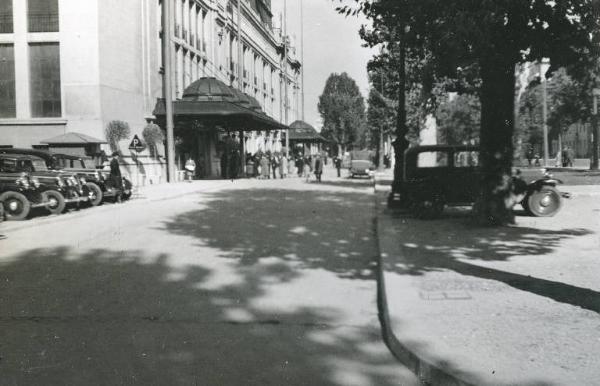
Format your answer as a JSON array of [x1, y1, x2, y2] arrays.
[[385, 216, 598, 314], [0, 246, 404, 385]]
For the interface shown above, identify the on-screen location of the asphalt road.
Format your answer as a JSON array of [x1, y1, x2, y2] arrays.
[[0, 174, 418, 386]]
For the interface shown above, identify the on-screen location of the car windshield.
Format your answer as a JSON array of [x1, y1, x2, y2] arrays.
[[30, 159, 48, 171]]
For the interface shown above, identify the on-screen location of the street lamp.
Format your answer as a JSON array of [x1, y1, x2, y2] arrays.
[[591, 88, 600, 169]]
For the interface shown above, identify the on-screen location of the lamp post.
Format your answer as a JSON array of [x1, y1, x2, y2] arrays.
[[591, 88, 600, 170], [162, 0, 176, 182], [540, 60, 550, 167]]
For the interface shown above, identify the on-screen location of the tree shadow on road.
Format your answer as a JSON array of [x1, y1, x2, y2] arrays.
[[162, 188, 379, 281], [381, 213, 599, 314], [0, 246, 411, 386]]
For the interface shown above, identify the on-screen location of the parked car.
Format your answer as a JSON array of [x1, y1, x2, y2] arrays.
[[399, 145, 566, 219], [0, 154, 85, 214], [0, 148, 131, 204], [0, 171, 50, 220]]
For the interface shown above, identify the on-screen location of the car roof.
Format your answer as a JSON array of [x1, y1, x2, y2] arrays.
[[0, 148, 54, 160], [0, 153, 45, 161], [53, 153, 90, 160]]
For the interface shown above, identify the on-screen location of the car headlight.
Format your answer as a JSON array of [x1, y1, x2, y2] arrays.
[[16, 176, 30, 189]]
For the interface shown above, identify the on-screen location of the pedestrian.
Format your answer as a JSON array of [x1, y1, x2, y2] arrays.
[[260, 155, 269, 179], [109, 151, 123, 202], [534, 153, 541, 167], [526, 147, 534, 167], [184, 157, 196, 182], [288, 156, 295, 177], [296, 156, 304, 177], [271, 155, 279, 179], [567, 147, 575, 167], [220, 151, 228, 179], [334, 156, 342, 177], [280, 155, 288, 178], [314, 155, 323, 182], [303, 157, 311, 182], [229, 149, 240, 180]]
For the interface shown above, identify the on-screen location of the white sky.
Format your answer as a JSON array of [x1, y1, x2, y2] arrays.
[[271, 0, 376, 131]]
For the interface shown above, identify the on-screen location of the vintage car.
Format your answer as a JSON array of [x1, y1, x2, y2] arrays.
[[0, 148, 131, 204], [349, 150, 376, 178], [0, 154, 86, 214], [398, 145, 565, 219], [0, 171, 50, 220]]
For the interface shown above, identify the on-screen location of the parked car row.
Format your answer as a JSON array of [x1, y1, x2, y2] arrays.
[[0, 149, 132, 221]]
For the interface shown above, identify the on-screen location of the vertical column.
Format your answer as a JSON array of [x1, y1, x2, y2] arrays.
[[13, 0, 30, 118]]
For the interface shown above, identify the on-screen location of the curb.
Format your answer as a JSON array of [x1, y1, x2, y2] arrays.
[[372, 176, 475, 386]]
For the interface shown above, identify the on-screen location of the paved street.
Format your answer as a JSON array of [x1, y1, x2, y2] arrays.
[[0, 171, 418, 386]]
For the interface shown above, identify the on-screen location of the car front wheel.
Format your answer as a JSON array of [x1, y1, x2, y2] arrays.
[[0, 191, 31, 221], [43, 190, 66, 215], [526, 186, 561, 217], [86, 182, 103, 206]]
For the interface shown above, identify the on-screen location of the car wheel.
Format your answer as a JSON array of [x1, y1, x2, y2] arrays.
[[410, 196, 445, 219], [86, 182, 103, 206], [0, 191, 31, 221], [43, 190, 66, 215], [526, 186, 561, 217]]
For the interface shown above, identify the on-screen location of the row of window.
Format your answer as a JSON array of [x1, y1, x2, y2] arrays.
[[0, 43, 61, 118], [0, 0, 59, 34]]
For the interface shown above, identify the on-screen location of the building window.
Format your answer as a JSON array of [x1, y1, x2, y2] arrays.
[[28, 0, 59, 33], [0, 44, 15, 118], [29, 43, 61, 117], [0, 0, 13, 33]]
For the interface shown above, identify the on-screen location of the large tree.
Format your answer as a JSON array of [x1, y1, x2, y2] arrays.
[[337, 0, 600, 225], [318, 72, 367, 155]]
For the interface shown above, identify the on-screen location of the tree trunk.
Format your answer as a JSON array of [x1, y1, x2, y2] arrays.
[[391, 30, 409, 195], [378, 128, 385, 170], [472, 58, 518, 225]]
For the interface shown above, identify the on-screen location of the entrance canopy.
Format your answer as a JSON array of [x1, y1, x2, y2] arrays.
[[289, 120, 327, 143], [153, 77, 288, 131]]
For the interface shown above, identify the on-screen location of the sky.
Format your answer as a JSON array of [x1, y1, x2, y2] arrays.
[[271, 0, 376, 131]]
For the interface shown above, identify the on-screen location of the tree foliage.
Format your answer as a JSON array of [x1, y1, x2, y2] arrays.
[[105, 120, 131, 152], [336, 0, 600, 225], [142, 123, 165, 158], [318, 72, 366, 153], [436, 93, 481, 145]]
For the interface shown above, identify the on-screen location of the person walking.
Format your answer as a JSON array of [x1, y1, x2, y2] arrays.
[[271, 155, 279, 179], [334, 156, 342, 177], [280, 155, 288, 178], [314, 155, 323, 182], [260, 155, 270, 179], [229, 150, 240, 180], [296, 156, 304, 177], [184, 157, 196, 182], [288, 156, 295, 177], [303, 157, 311, 182], [109, 151, 123, 202]]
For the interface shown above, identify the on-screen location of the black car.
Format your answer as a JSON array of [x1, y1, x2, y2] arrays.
[[0, 154, 83, 214], [397, 145, 565, 219], [0, 148, 131, 204], [0, 171, 51, 220]]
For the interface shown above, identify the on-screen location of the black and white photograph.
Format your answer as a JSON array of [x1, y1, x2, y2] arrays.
[[1, 0, 600, 385]]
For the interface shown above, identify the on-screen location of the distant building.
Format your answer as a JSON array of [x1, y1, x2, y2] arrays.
[[0, 0, 301, 182]]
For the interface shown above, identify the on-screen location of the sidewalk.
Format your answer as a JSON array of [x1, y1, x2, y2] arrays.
[[374, 173, 600, 385]]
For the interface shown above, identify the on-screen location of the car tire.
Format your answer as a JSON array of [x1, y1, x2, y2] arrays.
[[0, 191, 31, 221], [86, 182, 103, 206], [43, 190, 66, 215], [526, 186, 561, 217]]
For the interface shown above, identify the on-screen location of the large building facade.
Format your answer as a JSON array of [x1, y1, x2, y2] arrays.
[[0, 0, 301, 182]]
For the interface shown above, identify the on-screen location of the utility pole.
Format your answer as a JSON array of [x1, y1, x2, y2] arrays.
[[283, 0, 289, 157], [378, 69, 385, 171], [162, 0, 176, 182], [540, 60, 550, 167], [592, 88, 600, 169], [300, 0, 305, 121]]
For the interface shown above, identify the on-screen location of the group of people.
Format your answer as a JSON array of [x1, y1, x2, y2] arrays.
[[244, 152, 324, 182], [525, 146, 576, 167]]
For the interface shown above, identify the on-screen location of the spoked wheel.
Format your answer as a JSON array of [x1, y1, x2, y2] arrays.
[[526, 186, 562, 217], [43, 190, 66, 215], [86, 182, 103, 206], [410, 195, 445, 219], [0, 191, 31, 221]]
